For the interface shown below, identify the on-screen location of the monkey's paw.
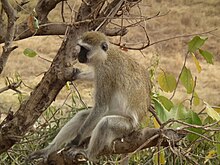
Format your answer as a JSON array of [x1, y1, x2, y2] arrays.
[[65, 147, 87, 162], [72, 68, 81, 81], [26, 149, 49, 163]]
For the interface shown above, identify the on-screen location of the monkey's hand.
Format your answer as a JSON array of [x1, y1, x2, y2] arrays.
[[72, 68, 81, 81]]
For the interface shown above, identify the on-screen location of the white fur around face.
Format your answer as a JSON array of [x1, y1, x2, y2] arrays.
[[77, 40, 108, 65], [77, 39, 92, 50]]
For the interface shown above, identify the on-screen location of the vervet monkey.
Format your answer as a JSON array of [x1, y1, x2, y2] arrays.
[[29, 31, 151, 161]]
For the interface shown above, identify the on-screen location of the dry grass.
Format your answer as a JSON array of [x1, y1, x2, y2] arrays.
[[0, 0, 220, 114]]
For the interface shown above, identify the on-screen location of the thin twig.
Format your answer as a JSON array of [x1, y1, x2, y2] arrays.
[[38, 55, 52, 63], [170, 51, 189, 100], [189, 76, 197, 109], [149, 105, 162, 126], [70, 81, 88, 109], [61, 1, 65, 22], [162, 118, 220, 131], [183, 129, 220, 144], [150, 28, 217, 47]]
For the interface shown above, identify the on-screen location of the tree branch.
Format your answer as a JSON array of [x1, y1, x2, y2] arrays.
[[0, 81, 21, 94], [35, 0, 64, 23], [37, 128, 185, 165], [0, 23, 128, 44], [0, 0, 18, 74]]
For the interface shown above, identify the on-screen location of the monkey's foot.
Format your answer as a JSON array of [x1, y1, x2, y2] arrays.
[[27, 149, 49, 163], [65, 147, 87, 162]]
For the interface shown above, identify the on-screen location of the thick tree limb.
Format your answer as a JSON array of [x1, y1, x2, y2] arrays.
[[0, 23, 127, 44], [35, 0, 64, 23], [12, 23, 69, 42], [36, 128, 185, 165], [0, 0, 18, 74]]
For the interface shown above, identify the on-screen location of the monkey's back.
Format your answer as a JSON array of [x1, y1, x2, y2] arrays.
[[94, 47, 151, 127]]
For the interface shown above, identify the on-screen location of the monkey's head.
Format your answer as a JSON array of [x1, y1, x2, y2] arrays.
[[77, 31, 109, 65]]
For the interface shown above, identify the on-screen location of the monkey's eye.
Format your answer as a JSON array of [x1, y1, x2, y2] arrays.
[[101, 42, 108, 51]]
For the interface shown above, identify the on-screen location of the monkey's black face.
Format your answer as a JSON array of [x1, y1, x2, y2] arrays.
[[78, 46, 90, 63]]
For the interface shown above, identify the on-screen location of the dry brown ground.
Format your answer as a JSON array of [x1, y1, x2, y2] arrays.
[[0, 0, 220, 114]]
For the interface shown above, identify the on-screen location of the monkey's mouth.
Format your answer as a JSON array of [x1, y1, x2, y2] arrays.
[[78, 46, 90, 63]]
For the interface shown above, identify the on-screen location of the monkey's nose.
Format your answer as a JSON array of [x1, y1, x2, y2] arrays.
[[78, 46, 90, 63]]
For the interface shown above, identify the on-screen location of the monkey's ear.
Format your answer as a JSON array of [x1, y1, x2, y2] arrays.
[[101, 42, 108, 51]]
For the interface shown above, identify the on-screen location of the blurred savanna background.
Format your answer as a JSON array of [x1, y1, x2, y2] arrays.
[[0, 0, 220, 164]]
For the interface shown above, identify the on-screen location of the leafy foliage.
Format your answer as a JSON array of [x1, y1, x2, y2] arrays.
[[151, 35, 220, 164]]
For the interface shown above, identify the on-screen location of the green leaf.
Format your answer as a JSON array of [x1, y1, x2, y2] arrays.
[[23, 48, 37, 57], [186, 111, 203, 141], [157, 95, 174, 111], [205, 103, 220, 121], [153, 98, 169, 123], [199, 49, 214, 64], [192, 53, 202, 73], [169, 104, 190, 123], [188, 36, 207, 53], [158, 71, 176, 93], [153, 101, 189, 127], [213, 106, 220, 113], [216, 134, 220, 160], [203, 116, 215, 125], [193, 92, 200, 106], [180, 66, 194, 94]]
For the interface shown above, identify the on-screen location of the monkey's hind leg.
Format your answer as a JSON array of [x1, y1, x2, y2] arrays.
[[86, 115, 133, 161], [28, 109, 90, 161]]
